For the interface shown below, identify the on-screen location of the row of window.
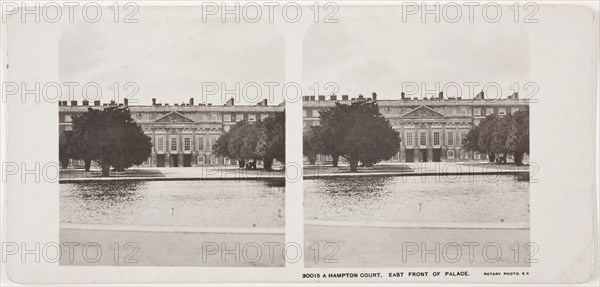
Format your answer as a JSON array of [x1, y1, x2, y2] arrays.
[[404, 131, 468, 147], [155, 136, 218, 152]]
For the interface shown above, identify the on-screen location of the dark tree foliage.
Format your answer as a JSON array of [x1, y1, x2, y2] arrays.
[[313, 100, 401, 172], [303, 126, 319, 165], [213, 113, 285, 171], [63, 107, 152, 176], [258, 113, 285, 170], [462, 107, 529, 165]]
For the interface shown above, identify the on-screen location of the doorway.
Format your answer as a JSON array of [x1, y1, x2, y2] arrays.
[[156, 155, 165, 167], [420, 150, 428, 162], [405, 149, 414, 162], [183, 154, 192, 167], [433, 149, 441, 162], [170, 154, 179, 167]]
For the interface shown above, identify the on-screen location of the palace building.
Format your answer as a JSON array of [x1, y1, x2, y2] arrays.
[[303, 91, 529, 163], [58, 98, 285, 167]]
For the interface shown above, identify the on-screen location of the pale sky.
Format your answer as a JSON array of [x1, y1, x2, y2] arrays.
[[59, 5, 529, 105], [303, 6, 529, 100], [59, 7, 285, 106]]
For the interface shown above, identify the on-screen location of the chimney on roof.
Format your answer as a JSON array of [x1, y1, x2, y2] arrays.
[[123, 98, 129, 106], [342, 95, 349, 100], [110, 100, 116, 106], [372, 92, 377, 101], [258, 99, 268, 106], [401, 92, 406, 100], [318, 95, 325, 101], [189, 98, 194, 105], [475, 90, 484, 100], [226, 97, 234, 106], [94, 100, 100, 106], [438, 91, 444, 100], [358, 94, 364, 100], [330, 95, 337, 101], [70, 100, 77, 106], [58, 101, 62, 106], [510, 92, 519, 99], [82, 100, 89, 106], [303, 96, 309, 101], [152, 98, 157, 105]]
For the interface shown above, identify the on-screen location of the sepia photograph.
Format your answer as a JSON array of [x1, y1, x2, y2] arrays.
[[302, 6, 532, 268], [55, 7, 286, 267]]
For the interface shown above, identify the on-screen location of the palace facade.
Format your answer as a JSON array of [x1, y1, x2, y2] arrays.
[[59, 98, 285, 167], [303, 92, 529, 163]]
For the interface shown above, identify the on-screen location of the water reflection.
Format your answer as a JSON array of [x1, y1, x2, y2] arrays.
[[61, 180, 284, 228], [305, 175, 529, 223]]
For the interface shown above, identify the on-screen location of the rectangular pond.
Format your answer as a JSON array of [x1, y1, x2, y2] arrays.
[[60, 180, 285, 228], [304, 174, 529, 223]]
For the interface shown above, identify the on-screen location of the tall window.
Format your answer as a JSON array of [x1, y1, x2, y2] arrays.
[[197, 136, 204, 151], [419, 132, 427, 146], [224, 113, 231, 122], [447, 132, 454, 146], [184, 138, 191, 151], [157, 138, 164, 151], [406, 132, 413, 146], [499, 108, 506, 116], [433, 132, 440, 146], [249, 114, 256, 122], [459, 132, 467, 146], [486, 108, 493, 115], [474, 108, 481, 116], [170, 137, 178, 151]]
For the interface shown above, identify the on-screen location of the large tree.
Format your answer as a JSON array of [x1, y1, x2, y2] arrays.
[[214, 120, 248, 167], [257, 113, 285, 170], [315, 100, 401, 172], [506, 108, 529, 165], [303, 126, 319, 165], [462, 108, 529, 165], [66, 107, 152, 176], [213, 113, 285, 171]]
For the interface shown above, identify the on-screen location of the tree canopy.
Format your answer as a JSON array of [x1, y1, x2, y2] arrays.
[[462, 108, 529, 165], [213, 113, 285, 170], [310, 100, 401, 171], [60, 107, 152, 176]]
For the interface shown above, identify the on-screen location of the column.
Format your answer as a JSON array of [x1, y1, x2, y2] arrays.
[[151, 130, 157, 167], [178, 129, 184, 167], [165, 131, 171, 167], [441, 123, 447, 161], [192, 129, 197, 166], [427, 125, 433, 162], [414, 126, 420, 162]]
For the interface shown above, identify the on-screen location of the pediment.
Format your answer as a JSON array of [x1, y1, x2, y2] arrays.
[[154, 111, 195, 123], [401, 106, 445, 118]]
